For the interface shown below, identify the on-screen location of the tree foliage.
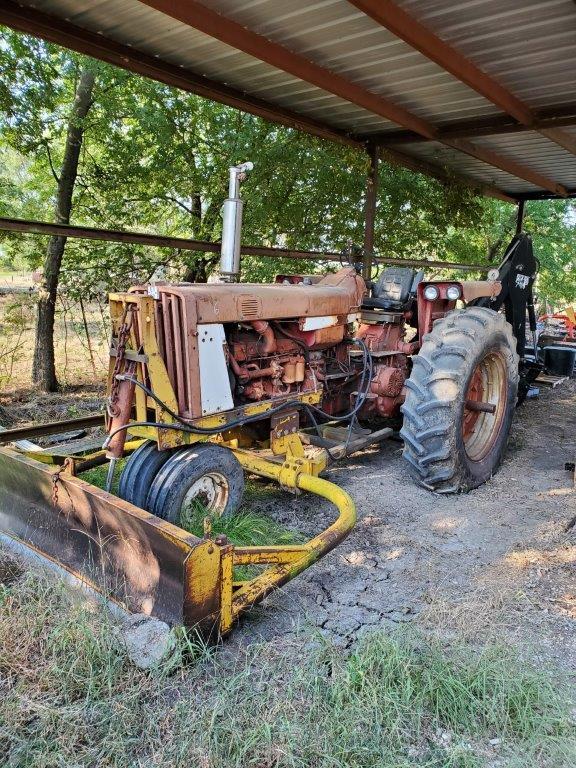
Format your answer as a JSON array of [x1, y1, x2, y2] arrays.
[[0, 28, 574, 307]]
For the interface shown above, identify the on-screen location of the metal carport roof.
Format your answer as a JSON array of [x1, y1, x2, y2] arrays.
[[0, 0, 575, 201]]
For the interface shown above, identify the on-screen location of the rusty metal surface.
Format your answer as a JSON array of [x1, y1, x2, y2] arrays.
[[159, 268, 366, 326], [382, 146, 513, 202], [0, 446, 207, 625], [0, 414, 105, 444], [34, 436, 106, 457], [0, 216, 502, 269], [147, 271, 364, 416]]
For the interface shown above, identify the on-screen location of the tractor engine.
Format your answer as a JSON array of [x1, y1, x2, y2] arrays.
[[227, 320, 342, 405], [131, 267, 367, 424], [130, 266, 432, 429], [226, 313, 410, 420]]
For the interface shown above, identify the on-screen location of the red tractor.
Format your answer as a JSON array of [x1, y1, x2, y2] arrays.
[[105, 166, 539, 522]]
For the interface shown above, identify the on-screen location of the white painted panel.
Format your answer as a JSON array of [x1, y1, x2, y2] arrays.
[[198, 324, 234, 416], [300, 315, 338, 331]]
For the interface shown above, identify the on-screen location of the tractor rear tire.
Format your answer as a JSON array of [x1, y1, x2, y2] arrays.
[[400, 306, 519, 493], [145, 443, 245, 526], [118, 440, 175, 509]]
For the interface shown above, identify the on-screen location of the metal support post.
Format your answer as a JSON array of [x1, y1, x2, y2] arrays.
[[362, 142, 379, 282]]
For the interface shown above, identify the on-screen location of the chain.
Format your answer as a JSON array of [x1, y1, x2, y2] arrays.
[[107, 305, 134, 418], [51, 458, 72, 508], [51, 470, 60, 507]]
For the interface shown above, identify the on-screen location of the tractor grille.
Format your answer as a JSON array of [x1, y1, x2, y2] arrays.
[[238, 295, 262, 319], [154, 292, 195, 418]]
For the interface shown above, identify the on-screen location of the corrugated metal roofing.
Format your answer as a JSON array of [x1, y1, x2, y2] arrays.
[[405, 130, 576, 194], [401, 0, 576, 110], [2, 0, 575, 198]]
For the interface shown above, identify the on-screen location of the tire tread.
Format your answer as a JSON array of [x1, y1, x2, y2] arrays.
[[401, 307, 519, 492]]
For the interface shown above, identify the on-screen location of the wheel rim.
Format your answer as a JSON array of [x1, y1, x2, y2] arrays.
[[462, 351, 507, 462], [181, 471, 230, 517]]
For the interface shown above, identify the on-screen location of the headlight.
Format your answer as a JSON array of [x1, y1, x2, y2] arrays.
[[423, 285, 439, 301], [446, 285, 462, 301]]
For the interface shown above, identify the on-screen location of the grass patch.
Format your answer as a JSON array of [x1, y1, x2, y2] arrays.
[[80, 461, 303, 580], [180, 502, 303, 547], [81, 459, 126, 497], [180, 504, 304, 581], [1, 552, 574, 768]]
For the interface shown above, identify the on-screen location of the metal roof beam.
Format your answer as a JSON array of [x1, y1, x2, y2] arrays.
[[0, 0, 566, 198], [380, 148, 515, 203], [349, 0, 576, 160], [508, 189, 576, 201], [139, 0, 435, 139], [348, 0, 532, 124], [361, 106, 576, 144], [0, 0, 360, 148], [444, 137, 566, 196], [139, 0, 567, 197], [539, 129, 576, 158], [0, 216, 496, 269], [0, 0, 512, 202]]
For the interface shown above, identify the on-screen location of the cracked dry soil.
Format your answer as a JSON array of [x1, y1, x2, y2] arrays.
[[233, 380, 576, 666]]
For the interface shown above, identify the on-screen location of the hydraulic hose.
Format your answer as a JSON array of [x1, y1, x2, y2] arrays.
[[105, 338, 374, 452]]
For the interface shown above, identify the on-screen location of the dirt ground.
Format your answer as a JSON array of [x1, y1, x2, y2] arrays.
[[231, 380, 576, 670], [0, 292, 110, 394], [2, 378, 575, 674]]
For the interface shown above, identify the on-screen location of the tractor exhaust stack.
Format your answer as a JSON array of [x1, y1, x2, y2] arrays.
[[219, 161, 253, 282]]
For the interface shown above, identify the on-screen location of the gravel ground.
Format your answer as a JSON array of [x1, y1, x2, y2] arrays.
[[231, 380, 576, 668]]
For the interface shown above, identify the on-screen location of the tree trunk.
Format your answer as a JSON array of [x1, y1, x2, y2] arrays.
[[182, 196, 221, 283], [32, 68, 95, 391], [182, 255, 219, 283]]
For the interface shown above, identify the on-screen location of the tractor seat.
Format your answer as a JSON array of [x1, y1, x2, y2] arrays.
[[362, 267, 423, 311]]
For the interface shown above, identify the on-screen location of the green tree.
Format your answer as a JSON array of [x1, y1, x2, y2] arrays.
[[0, 35, 100, 389], [31, 68, 95, 390]]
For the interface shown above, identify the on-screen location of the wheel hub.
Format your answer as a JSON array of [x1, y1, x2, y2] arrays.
[[181, 471, 230, 516], [462, 351, 507, 462]]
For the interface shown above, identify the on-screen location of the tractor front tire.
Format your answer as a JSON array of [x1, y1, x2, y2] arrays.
[[118, 440, 175, 508], [400, 307, 519, 493], [145, 443, 245, 526]]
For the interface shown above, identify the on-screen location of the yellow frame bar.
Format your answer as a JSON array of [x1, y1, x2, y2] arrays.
[[218, 449, 356, 634]]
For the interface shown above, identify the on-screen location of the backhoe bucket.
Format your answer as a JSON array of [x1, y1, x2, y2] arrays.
[[0, 447, 223, 629]]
